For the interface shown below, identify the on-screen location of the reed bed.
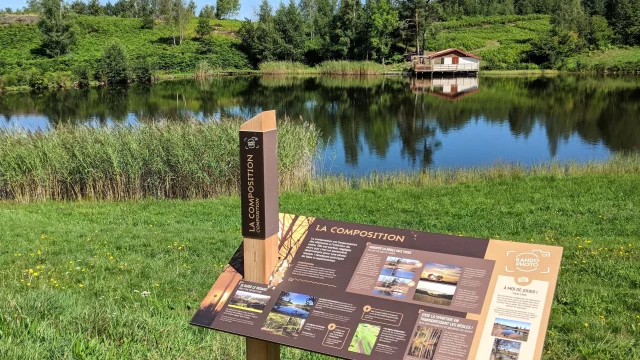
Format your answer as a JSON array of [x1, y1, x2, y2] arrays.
[[318, 61, 385, 75], [194, 61, 222, 80], [258, 61, 314, 74], [1, 119, 637, 203], [258, 61, 385, 75], [0, 118, 319, 202]]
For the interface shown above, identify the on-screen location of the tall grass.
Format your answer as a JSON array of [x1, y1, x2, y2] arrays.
[[0, 118, 319, 202], [257, 61, 385, 75], [1, 120, 638, 203], [258, 61, 313, 74], [318, 61, 385, 75], [194, 61, 220, 80]]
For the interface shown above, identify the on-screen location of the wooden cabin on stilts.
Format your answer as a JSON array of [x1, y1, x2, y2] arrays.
[[411, 48, 481, 77]]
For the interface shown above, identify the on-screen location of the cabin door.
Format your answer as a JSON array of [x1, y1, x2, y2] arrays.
[[452, 56, 459, 65]]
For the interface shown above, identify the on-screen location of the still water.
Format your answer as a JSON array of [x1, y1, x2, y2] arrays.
[[1, 75, 638, 174]]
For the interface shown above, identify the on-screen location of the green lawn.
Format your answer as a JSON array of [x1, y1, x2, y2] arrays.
[[0, 173, 639, 359]]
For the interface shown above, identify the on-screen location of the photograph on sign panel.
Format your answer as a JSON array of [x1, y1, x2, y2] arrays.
[[227, 290, 271, 313], [270, 291, 318, 319], [372, 275, 413, 299], [491, 318, 531, 342], [407, 325, 442, 359], [261, 312, 307, 338], [412, 262, 462, 306], [348, 323, 381, 355], [380, 256, 422, 279], [490, 338, 522, 360]]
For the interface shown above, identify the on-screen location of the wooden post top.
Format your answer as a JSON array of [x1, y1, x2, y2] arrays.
[[240, 110, 276, 132]]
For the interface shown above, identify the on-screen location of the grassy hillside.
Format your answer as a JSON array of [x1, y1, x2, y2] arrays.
[[427, 15, 552, 70], [426, 15, 640, 72], [0, 15, 249, 88], [0, 169, 639, 359], [2, 14, 640, 90]]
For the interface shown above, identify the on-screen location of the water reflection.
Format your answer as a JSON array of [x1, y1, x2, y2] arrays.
[[410, 77, 480, 101], [1, 75, 638, 174]]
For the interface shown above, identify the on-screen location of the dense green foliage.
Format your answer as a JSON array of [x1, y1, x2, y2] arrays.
[[97, 43, 129, 85], [237, 0, 639, 70], [0, 118, 319, 202], [1, 0, 640, 89], [196, 4, 215, 37], [0, 162, 639, 358], [0, 15, 248, 89], [37, 0, 77, 57]]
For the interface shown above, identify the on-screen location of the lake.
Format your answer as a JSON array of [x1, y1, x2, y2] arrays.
[[380, 267, 415, 279], [1, 75, 639, 175]]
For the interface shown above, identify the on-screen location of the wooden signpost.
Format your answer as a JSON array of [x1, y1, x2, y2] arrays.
[[191, 110, 563, 360], [239, 111, 281, 360]]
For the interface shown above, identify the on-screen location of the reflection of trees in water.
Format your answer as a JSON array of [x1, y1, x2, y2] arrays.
[[1, 75, 639, 166]]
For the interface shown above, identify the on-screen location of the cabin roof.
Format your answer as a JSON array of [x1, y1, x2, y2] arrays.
[[422, 48, 482, 60]]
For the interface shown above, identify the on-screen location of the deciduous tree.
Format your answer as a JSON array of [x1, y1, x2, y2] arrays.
[[216, 0, 240, 19]]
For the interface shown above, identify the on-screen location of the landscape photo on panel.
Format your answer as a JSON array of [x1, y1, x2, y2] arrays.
[[490, 338, 522, 360], [380, 256, 422, 279], [373, 275, 414, 299], [407, 326, 443, 360], [348, 323, 381, 355], [491, 317, 531, 342], [227, 290, 271, 313], [261, 292, 318, 338], [412, 262, 462, 306]]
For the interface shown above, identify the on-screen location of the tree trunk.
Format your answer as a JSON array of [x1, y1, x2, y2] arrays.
[[415, 8, 419, 55]]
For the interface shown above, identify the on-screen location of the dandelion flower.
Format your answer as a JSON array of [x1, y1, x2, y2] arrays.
[[78, 284, 84, 288], [584, 323, 589, 327]]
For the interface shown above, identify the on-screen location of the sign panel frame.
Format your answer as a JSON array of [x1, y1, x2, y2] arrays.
[[192, 214, 563, 360]]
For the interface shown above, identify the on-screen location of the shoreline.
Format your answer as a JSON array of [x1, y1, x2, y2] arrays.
[[1, 153, 637, 203], [3, 68, 639, 93]]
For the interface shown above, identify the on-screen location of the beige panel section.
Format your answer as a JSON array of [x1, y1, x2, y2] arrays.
[[467, 240, 563, 360]]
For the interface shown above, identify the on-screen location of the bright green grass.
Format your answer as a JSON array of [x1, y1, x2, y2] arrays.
[[566, 48, 640, 72], [0, 172, 639, 359]]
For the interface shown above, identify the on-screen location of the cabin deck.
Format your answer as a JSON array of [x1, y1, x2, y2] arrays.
[[412, 64, 480, 74]]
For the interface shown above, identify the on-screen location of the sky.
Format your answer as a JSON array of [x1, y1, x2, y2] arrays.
[[4, 0, 272, 20]]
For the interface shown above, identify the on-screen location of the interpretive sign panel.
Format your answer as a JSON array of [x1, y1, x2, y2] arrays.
[[191, 214, 563, 360]]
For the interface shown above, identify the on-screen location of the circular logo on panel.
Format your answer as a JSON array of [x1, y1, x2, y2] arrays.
[[515, 252, 540, 272]]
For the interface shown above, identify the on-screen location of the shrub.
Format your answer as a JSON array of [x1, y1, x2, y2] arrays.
[[27, 69, 47, 90], [100, 43, 129, 85], [1, 73, 19, 87], [72, 64, 91, 87], [132, 58, 155, 84]]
